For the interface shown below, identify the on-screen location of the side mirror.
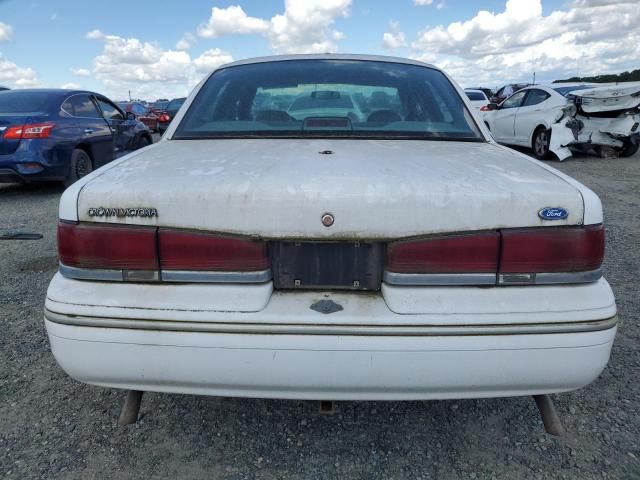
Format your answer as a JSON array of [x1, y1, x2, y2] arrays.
[[126, 112, 136, 121]]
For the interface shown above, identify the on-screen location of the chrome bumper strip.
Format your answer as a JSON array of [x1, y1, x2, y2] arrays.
[[44, 309, 617, 337], [383, 272, 496, 286], [59, 263, 271, 284], [161, 269, 272, 283], [385, 269, 603, 286]]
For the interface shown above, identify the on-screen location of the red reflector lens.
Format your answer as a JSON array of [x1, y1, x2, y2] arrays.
[[387, 232, 500, 273], [158, 230, 269, 271], [159, 114, 170, 122], [57, 222, 158, 270], [500, 224, 604, 273]]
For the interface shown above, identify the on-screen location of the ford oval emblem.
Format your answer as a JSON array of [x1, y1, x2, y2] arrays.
[[538, 207, 568, 220]]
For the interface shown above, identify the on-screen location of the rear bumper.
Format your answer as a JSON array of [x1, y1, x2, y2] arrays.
[[44, 310, 617, 401], [0, 167, 24, 183]]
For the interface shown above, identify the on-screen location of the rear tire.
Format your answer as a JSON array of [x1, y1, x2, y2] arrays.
[[136, 135, 151, 150], [64, 149, 93, 187], [620, 140, 639, 158], [532, 127, 553, 160]]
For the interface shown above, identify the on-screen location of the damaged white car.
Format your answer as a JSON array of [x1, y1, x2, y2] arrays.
[[484, 84, 640, 160]]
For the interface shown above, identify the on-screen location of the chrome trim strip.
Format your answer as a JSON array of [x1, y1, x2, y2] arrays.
[[499, 268, 603, 285], [45, 309, 617, 337], [59, 264, 271, 284], [59, 263, 123, 281], [161, 269, 272, 283], [384, 271, 496, 286]]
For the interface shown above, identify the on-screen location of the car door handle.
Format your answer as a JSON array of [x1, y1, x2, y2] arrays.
[[84, 128, 94, 134]]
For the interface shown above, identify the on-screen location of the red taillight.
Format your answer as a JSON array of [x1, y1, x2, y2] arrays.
[[479, 105, 490, 111], [57, 222, 158, 270], [500, 224, 604, 273], [159, 114, 170, 122], [387, 232, 500, 273], [158, 229, 269, 271], [4, 123, 54, 140]]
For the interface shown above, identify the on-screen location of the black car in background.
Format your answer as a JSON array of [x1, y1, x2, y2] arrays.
[[0, 89, 152, 185], [157, 97, 186, 134]]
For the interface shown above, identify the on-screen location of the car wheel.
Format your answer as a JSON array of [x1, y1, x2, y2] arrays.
[[532, 127, 553, 160], [136, 135, 151, 150], [64, 149, 93, 187], [620, 140, 639, 158]]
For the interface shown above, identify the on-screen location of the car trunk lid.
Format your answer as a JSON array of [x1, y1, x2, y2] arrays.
[[76, 139, 585, 237], [569, 84, 640, 113]]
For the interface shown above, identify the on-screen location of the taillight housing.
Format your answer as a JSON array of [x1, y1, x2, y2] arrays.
[[387, 232, 499, 274], [385, 225, 604, 286], [57, 222, 270, 283], [499, 224, 604, 283], [479, 105, 491, 112], [158, 113, 170, 122], [158, 229, 270, 272], [4, 123, 55, 140]]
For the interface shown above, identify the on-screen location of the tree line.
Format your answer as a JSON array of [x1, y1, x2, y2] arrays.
[[554, 69, 640, 84]]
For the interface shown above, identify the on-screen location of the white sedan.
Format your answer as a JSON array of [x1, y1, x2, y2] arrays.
[[45, 55, 616, 421], [464, 88, 490, 110], [484, 84, 640, 160]]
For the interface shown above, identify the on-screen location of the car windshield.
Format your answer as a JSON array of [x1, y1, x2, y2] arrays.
[[175, 60, 483, 141], [465, 91, 485, 101], [0, 91, 53, 114], [553, 85, 593, 97]]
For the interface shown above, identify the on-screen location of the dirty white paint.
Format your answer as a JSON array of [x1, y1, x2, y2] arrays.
[[62, 139, 588, 238], [46, 272, 615, 325]]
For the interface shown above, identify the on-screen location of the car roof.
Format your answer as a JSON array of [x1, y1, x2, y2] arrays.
[[0, 88, 101, 98], [220, 54, 436, 71]]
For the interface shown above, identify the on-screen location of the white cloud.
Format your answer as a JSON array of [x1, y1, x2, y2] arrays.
[[61, 82, 80, 90], [71, 67, 91, 77], [414, 0, 434, 5], [409, 0, 640, 87], [0, 54, 39, 87], [176, 33, 196, 51], [198, 5, 269, 38], [196, 0, 352, 53], [85, 29, 105, 40], [0, 21, 12, 42], [383, 21, 407, 50], [193, 48, 234, 73], [85, 31, 233, 99]]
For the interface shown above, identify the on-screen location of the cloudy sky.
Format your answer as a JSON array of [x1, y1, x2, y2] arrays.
[[0, 0, 637, 100]]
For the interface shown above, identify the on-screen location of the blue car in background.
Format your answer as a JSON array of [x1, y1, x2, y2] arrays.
[[0, 89, 153, 185]]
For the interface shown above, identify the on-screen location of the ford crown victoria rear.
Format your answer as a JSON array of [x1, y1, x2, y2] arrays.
[[44, 55, 617, 414]]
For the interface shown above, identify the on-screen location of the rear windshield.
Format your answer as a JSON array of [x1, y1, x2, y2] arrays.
[[167, 98, 185, 110], [0, 91, 54, 114], [465, 91, 485, 101], [175, 60, 482, 141], [553, 85, 593, 97]]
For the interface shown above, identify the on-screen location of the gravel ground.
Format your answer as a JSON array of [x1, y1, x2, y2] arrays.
[[1, 145, 639, 480]]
